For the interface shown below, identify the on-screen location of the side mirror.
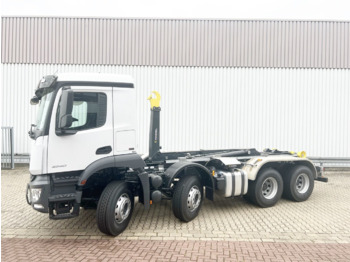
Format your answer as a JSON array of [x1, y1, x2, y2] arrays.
[[30, 96, 39, 105], [58, 88, 74, 129]]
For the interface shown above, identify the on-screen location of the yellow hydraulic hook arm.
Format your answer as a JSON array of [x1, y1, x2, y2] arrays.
[[147, 91, 161, 109], [289, 150, 307, 158], [297, 151, 307, 158]]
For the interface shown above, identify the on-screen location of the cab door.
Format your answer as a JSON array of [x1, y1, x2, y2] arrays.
[[47, 85, 114, 173]]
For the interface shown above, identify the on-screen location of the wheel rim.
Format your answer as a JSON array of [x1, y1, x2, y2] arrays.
[[295, 173, 310, 194], [115, 193, 131, 224], [261, 177, 278, 199], [187, 186, 201, 212]]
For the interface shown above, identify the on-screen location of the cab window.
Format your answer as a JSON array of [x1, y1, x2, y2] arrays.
[[57, 92, 107, 131]]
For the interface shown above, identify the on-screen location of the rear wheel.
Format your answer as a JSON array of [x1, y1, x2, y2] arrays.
[[283, 165, 314, 202], [172, 175, 203, 222], [96, 181, 134, 236], [247, 168, 283, 208]]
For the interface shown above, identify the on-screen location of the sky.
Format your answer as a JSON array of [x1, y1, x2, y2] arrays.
[[1, 0, 350, 21]]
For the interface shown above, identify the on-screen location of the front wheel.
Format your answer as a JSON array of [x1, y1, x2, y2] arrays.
[[96, 181, 134, 236], [172, 175, 203, 222], [283, 165, 314, 202], [246, 168, 283, 208]]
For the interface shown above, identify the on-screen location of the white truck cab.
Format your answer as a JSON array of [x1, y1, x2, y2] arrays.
[[29, 73, 137, 175]]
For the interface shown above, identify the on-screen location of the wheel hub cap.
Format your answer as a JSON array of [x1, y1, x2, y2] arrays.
[[115, 193, 131, 224], [296, 173, 310, 194], [187, 186, 201, 212], [261, 177, 278, 199]]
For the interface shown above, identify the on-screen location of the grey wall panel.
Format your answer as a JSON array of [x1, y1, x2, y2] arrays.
[[1, 64, 349, 157], [2, 17, 350, 69]]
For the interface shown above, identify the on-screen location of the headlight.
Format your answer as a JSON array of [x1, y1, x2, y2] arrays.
[[31, 188, 42, 202]]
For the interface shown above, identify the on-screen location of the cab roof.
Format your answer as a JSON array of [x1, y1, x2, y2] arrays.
[[55, 73, 135, 84]]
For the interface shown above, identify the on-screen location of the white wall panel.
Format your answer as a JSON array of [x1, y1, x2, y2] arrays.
[[1, 64, 349, 157]]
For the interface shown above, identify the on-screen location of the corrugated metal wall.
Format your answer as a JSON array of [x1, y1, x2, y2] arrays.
[[2, 64, 349, 157], [2, 17, 350, 69]]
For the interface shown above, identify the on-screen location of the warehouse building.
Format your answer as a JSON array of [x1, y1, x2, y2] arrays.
[[1, 17, 349, 161]]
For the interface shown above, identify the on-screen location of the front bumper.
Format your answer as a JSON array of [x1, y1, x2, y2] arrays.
[[27, 174, 81, 219], [27, 175, 51, 213]]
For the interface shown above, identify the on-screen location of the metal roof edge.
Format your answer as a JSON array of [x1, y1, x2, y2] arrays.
[[1, 15, 350, 23]]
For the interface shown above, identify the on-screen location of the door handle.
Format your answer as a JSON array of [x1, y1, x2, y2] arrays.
[[96, 146, 112, 155]]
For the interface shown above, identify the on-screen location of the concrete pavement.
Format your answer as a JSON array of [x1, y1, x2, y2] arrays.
[[2, 166, 350, 261]]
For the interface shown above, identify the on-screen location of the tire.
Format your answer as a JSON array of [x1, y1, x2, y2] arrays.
[[283, 165, 314, 202], [96, 181, 134, 236], [247, 168, 283, 208], [26, 184, 32, 205], [172, 175, 203, 222]]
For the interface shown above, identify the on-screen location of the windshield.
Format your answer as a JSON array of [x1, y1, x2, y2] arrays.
[[35, 92, 54, 130]]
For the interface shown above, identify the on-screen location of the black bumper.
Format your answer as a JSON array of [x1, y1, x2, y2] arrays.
[[27, 175, 51, 213], [27, 174, 81, 219], [315, 176, 328, 182]]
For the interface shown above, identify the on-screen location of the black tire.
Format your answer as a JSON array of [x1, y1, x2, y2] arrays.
[[172, 175, 203, 222], [26, 184, 32, 205], [283, 165, 314, 202], [247, 168, 283, 208], [96, 181, 134, 236]]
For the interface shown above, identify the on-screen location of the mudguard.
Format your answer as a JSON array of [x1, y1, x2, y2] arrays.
[[164, 162, 214, 201], [78, 154, 146, 185], [242, 155, 317, 181]]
